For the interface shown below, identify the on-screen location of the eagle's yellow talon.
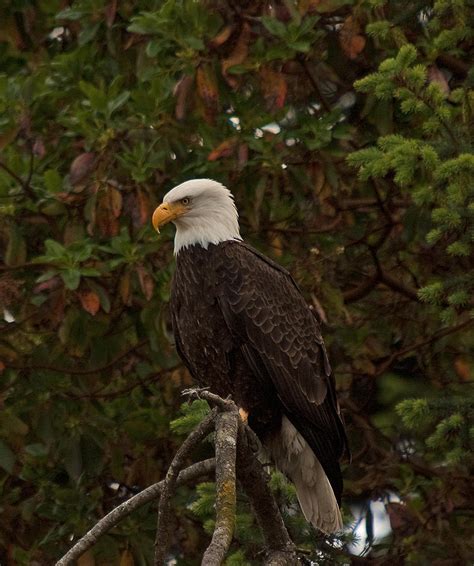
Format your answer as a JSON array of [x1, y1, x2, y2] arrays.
[[239, 408, 249, 423]]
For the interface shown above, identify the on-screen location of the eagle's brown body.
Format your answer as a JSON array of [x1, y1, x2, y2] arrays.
[[170, 239, 347, 508]]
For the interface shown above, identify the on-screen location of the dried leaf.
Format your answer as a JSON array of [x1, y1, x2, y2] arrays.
[[34, 276, 62, 294], [196, 65, 219, 124], [208, 138, 238, 162], [119, 550, 134, 566], [105, 0, 117, 28], [209, 25, 233, 48], [120, 271, 132, 306], [47, 291, 66, 327], [132, 189, 151, 229], [108, 186, 123, 218], [428, 65, 450, 96], [174, 75, 194, 121], [238, 143, 248, 169], [302, 0, 353, 14], [95, 187, 122, 237], [70, 152, 96, 186], [33, 138, 46, 159], [78, 550, 95, 566], [222, 22, 251, 88], [269, 232, 283, 257], [260, 67, 288, 110], [79, 290, 100, 316], [454, 356, 471, 381], [339, 16, 366, 60], [136, 264, 154, 301], [0, 361, 5, 374], [311, 162, 325, 196], [386, 502, 416, 534]]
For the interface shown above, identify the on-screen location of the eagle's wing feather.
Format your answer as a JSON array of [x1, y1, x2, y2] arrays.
[[216, 241, 347, 503]]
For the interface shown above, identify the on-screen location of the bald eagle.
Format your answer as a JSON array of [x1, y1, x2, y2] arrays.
[[153, 179, 348, 533]]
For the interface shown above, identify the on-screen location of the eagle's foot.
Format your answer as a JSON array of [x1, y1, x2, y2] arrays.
[[238, 408, 249, 424], [181, 386, 210, 401]]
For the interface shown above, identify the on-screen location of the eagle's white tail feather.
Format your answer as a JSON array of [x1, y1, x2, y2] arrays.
[[265, 416, 343, 534]]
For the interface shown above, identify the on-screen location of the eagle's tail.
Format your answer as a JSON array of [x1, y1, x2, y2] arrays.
[[265, 415, 343, 534]]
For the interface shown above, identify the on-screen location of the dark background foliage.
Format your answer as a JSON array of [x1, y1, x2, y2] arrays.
[[0, 0, 472, 564]]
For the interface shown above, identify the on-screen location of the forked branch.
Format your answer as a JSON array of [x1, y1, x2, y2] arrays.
[[56, 391, 298, 566]]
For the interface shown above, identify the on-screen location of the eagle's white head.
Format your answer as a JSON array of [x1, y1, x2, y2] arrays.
[[152, 179, 241, 254]]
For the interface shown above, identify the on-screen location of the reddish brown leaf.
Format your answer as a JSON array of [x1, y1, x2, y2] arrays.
[[70, 152, 96, 186], [79, 290, 100, 316], [46, 290, 66, 327], [136, 264, 154, 301], [33, 138, 46, 159], [196, 65, 219, 124], [0, 361, 5, 374], [133, 189, 150, 228], [34, 276, 62, 294], [207, 138, 238, 162], [260, 67, 288, 110], [454, 356, 471, 381], [78, 550, 95, 566], [120, 271, 132, 306], [108, 186, 122, 218], [428, 65, 450, 96], [238, 143, 248, 169], [339, 16, 366, 60], [209, 25, 233, 48], [119, 550, 134, 566], [105, 0, 117, 28], [95, 188, 121, 237], [386, 502, 416, 535], [174, 74, 194, 121], [222, 22, 251, 88]]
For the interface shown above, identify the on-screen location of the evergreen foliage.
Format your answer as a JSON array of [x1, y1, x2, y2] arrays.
[[0, 0, 472, 564]]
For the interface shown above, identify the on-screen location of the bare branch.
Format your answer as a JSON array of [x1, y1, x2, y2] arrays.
[[55, 459, 215, 566], [154, 409, 218, 565], [202, 411, 239, 565]]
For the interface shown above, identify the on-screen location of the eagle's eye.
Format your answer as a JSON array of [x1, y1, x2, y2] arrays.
[[181, 197, 190, 205]]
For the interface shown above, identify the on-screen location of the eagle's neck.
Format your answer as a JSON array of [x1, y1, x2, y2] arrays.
[[174, 205, 241, 254]]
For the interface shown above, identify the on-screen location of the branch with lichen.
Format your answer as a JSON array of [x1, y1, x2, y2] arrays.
[[56, 390, 299, 566]]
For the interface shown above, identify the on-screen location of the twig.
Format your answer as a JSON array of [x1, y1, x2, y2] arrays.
[[236, 422, 298, 564], [9, 339, 149, 375], [202, 411, 239, 565], [0, 155, 36, 200], [374, 317, 473, 376], [154, 409, 218, 565], [55, 459, 216, 566]]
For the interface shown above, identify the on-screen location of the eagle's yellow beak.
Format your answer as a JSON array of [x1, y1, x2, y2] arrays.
[[152, 202, 187, 233]]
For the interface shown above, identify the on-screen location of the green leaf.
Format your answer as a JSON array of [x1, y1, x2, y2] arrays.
[[56, 8, 84, 20], [43, 170, 63, 193], [261, 17, 287, 38], [5, 224, 27, 267], [0, 440, 15, 473], [78, 22, 100, 46], [44, 239, 66, 258], [61, 269, 81, 290], [107, 91, 130, 116], [24, 443, 49, 457]]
